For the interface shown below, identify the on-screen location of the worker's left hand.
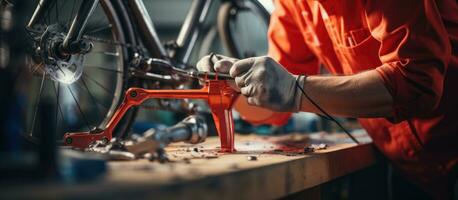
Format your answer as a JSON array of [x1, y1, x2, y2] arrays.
[[196, 53, 238, 73], [230, 56, 304, 112]]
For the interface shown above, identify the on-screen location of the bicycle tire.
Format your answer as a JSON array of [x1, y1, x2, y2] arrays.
[[217, 0, 270, 58], [20, 0, 139, 143]]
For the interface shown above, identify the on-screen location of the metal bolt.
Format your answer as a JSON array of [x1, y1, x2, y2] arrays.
[[79, 40, 92, 52], [101, 137, 109, 144], [303, 147, 314, 153], [230, 8, 237, 15], [65, 137, 73, 144]]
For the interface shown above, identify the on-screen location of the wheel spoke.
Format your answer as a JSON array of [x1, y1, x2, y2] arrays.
[[78, 78, 103, 118], [90, 51, 119, 57], [25, 29, 38, 41], [85, 65, 123, 73], [67, 85, 91, 131], [82, 77, 111, 110], [38, 1, 49, 26], [86, 24, 112, 35], [12, 62, 26, 92], [85, 5, 108, 35], [83, 72, 115, 95], [52, 82, 66, 123], [54, 82, 61, 135], [55, 0, 59, 24], [84, 35, 139, 50], [39, 5, 49, 26], [46, 2, 52, 25], [30, 72, 46, 137]]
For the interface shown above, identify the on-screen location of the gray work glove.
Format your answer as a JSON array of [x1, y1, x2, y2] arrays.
[[196, 54, 304, 112], [196, 53, 239, 73], [230, 56, 305, 112], [196, 53, 240, 91]]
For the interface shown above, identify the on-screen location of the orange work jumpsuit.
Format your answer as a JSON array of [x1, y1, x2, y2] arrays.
[[250, 0, 458, 198]]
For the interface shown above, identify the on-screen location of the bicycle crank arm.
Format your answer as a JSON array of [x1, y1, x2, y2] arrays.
[[64, 79, 239, 152]]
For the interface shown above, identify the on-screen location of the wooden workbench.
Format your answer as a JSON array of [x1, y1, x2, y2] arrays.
[[1, 133, 376, 200]]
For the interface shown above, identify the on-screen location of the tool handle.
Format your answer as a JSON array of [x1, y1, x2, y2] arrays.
[[188, 71, 233, 80], [199, 72, 233, 80]]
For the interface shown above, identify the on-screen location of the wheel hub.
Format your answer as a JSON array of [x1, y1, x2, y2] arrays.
[[34, 24, 85, 84]]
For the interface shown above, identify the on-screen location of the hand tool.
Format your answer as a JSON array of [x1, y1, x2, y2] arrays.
[[123, 114, 208, 156], [144, 57, 234, 80], [63, 76, 240, 152]]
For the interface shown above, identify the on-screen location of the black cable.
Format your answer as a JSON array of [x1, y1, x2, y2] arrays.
[[295, 75, 359, 144]]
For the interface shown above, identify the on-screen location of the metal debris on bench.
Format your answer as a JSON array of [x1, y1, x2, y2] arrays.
[[304, 143, 328, 153], [247, 155, 258, 161]]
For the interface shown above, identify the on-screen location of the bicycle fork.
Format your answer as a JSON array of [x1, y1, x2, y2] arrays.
[[63, 79, 239, 152], [28, 0, 98, 55]]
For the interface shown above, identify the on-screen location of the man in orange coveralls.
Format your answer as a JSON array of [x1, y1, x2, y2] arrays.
[[197, 0, 457, 199]]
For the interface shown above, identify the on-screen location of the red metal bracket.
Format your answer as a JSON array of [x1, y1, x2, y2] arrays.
[[63, 79, 239, 152]]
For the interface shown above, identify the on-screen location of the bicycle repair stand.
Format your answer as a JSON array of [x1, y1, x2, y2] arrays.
[[63, 79, 239, 152]]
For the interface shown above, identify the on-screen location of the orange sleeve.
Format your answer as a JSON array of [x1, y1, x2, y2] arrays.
[[366, 0, 451, 122], [243, 0, 320, 126]]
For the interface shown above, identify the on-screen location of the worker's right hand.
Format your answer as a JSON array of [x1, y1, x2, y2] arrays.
[[196, 53, 239, 74]]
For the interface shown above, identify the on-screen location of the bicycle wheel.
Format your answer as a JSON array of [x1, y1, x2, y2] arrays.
[[217, 0, 270, 58], [19, 0, 136, 144]]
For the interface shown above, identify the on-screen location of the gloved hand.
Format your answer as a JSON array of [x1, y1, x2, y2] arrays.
[[196, 53, 239, 73], [229, 56, 305, 112], [196, 53, 240, 91], [196, 54, 304, 112]]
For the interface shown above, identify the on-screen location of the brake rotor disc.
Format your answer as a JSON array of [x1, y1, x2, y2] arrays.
[[37, 24, 85, 84]]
